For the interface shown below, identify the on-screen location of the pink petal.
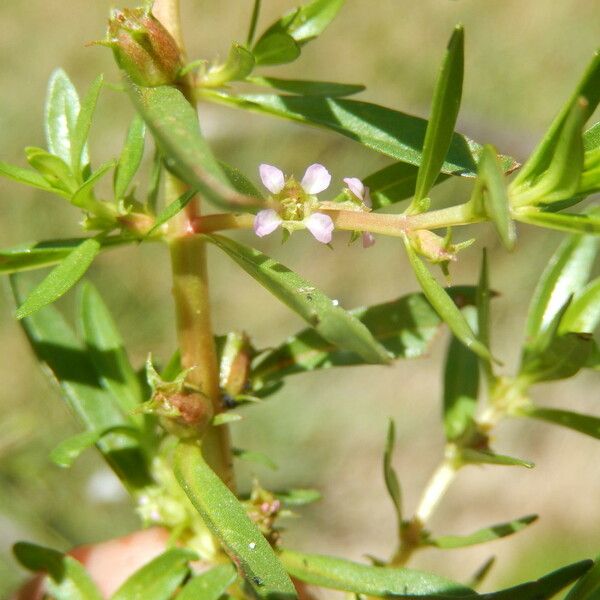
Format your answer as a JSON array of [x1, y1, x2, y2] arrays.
[[362, 232, 376, 248], [304, 212, 334, 244], [254, 209, 282, 237], [301, 164, 331, 195], [259, 164, 285, 194], [343, 177, 365, 201]]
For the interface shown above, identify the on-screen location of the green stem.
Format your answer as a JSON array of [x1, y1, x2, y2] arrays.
[[246, 0, 262, 46], [154, 0, 235, 489]]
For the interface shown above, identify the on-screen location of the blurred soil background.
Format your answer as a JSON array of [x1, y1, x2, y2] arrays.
[[1, 0, 600, 597]]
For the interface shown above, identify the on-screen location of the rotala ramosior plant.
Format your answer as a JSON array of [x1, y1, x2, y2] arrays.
[[2, 0, 600, 598]]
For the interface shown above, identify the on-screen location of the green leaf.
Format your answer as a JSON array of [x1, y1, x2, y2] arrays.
[[524, 231, 599, 342], [0, 236, 129, 275], [518, 405, 600, 441], [427, 515, 537, 549], [279, 549, 474, 597], [71, 75, 103, 177], [79, 282, 145, 419], [247, 75, 365, 97], [178, 564, 237, 600], [480, 560, 592, 600], [111, 548, 197, 600], [515, 209, 600, 235], [219, 161, 264, 200], [252, 287, 477, 384], [213, 413, 242, 426], [561, 276, 600, 333], [584, 121, 600, 151], [460, 448, 534, 468], [50, 425, 138, 468], [412, 26, 464, 207], [14, 542, 102, 600], [362, 162, 448, 210], [145, 189, 195, 237], [233, 447, 278, 470], [476, 145, 516, 250], [114, 115, 146, 200], [204, 43, 255, 85], [130, 85, 252, 210], [10, 275, 152, 489], [565, 555, 600, 600], [468, 557, 496, 590], [273, 489, 321, 507], [383, 419, 402, 536], [26, 147, 78, 194], [207, 234, 390, 365], [513, 50, 600, 187], [15, 238, 101, 319], [0, 160, 62, 194], [173, 442, 297, 599], [253, 32, 301, 66], [146, 149, 163, 212], [520, 329, 593, 384], [204, 92, 518, 177], [45, 68, 81, 165], [443, 306, 479, 442], [71, 160, 116, 211], [404, 238, 491, 361]]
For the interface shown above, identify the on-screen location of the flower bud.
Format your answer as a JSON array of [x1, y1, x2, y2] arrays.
[[106, 8, 183, 87]]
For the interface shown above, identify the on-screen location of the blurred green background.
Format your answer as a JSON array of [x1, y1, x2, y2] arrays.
[[1, 0, 600, 597]]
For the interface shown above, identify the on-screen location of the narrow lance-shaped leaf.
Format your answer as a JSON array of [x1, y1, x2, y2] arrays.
[[130, 85, 257, 210], [114, 114, 146, 200], [476, 145, 516, 249], [412, 25, 464, 209], [10, 275, 152, 489], [383, 419, 402, 537], [0, 160, 61, 194], [252, 287, 477, 384], [173, 442, 298, 599], [565, 554, 600, 600], [443, 306, 479, 442], [426, 514, 537, 549], [178, 564, 238, 600], [15, 237, 101, 319], [111, 549, 197, 600], [233, 447, 278, 471], [517, 405, 600, 441], [515, 210, 600, 236], [45, 68, 80, 165], [247, 75, 365, 97], [524, 230, 599, 342], [460, 448, 534, 469], [203, 91, 520, 177], [146, 189, 195, 237], [512, 50, 600, 187], [71, 74, 103, 177], [0, 236, 129, 275], [14, 542, 103, 600], [279, 549, 474, 597], [207, 234, 391, 365], [403, 237, 492, 361], [479, 560, 592, 600], [79, 282, 145, 419], [26, 147, 78, 194]]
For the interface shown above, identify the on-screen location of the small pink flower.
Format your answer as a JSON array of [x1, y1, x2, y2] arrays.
[[344, 177, 376, 248], [304, 212, 334, 244], [254, 209, 283, 237], [254, 163, 334, 244]]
